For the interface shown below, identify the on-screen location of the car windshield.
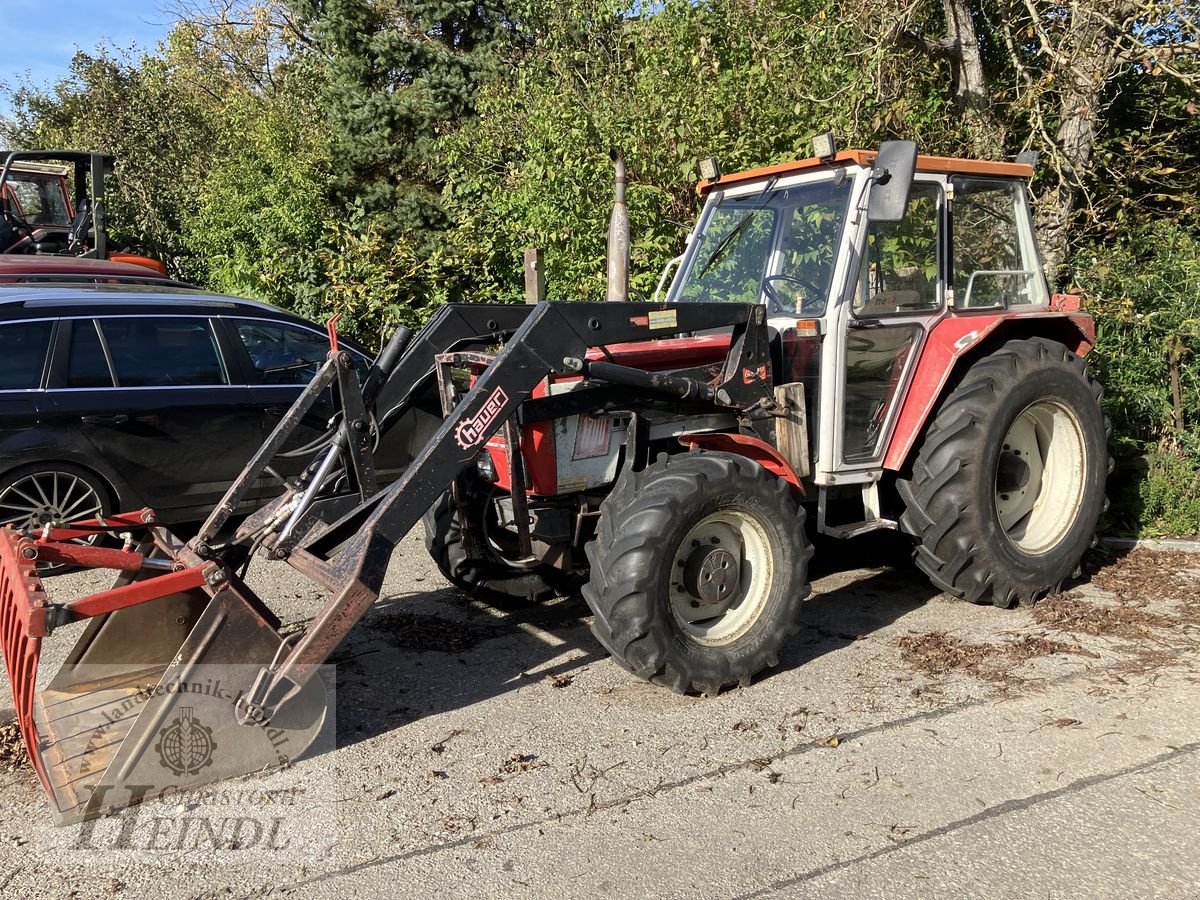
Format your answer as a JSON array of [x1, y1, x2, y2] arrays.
[[671, 176, 852, 317]]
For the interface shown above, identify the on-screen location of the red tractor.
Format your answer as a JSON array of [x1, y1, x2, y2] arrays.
[[0, 139, 1108, 822], [0, 150, 166, 274]]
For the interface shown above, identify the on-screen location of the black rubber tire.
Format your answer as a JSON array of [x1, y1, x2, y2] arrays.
[[423, 477, 574, 608], [582, 450, 812, 695], [897, 337, 1111, 609], [0, 462, 115, 574]]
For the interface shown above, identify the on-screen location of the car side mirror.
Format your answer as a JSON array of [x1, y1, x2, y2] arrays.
[[866, 140, 918, 224]]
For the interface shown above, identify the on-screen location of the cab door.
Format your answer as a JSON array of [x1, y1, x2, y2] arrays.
[[837, 180, 945, 469]]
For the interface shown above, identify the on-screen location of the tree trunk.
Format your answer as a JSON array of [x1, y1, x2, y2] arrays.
[[1034, 3, 1133, 284], [892, 0, 1000, 156], [942, 0, 990, 139]]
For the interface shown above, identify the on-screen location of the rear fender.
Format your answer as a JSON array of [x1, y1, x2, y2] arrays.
[[882, 308, 1095, 471], [677, 432, 805, 494]]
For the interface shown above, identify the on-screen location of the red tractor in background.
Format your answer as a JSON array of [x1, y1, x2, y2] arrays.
[[0, 150, 166, 275], [0, 137, 1110, 823]]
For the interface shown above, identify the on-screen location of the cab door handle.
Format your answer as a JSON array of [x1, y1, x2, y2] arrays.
[[80, 414, 129, 426]]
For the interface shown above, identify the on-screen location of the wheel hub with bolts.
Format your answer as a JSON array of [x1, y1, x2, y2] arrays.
[[682, 543, 740, 606], [0, 468, 108, 572], [0, 471, 103, 535], [669, 511, 774, 645]]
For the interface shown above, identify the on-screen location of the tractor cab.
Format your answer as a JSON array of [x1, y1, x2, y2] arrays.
[[0, 159, 74, 242], [0, 150, 166, 274], [663, 139, 1084, 536]]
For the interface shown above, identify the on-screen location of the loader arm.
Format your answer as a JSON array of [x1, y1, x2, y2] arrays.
[[195, 303, 535, 549]]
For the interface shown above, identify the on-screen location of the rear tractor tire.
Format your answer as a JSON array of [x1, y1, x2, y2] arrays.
[[423, 476, 576, 608], [582, 451, 812, 695], [897, 337, 1111, 608]]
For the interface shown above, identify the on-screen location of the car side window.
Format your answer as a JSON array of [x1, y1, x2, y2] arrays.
[[0, 320, 53, 389], [67, 320, 115, 388], [235, 320, 369, 385], [99, 317, 228, 387]]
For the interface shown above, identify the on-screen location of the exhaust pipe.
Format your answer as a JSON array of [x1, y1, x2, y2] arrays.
[[606, 151, 629, 302]]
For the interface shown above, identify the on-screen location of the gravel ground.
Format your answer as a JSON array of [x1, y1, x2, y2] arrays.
[[1, 532, 1198, 898]]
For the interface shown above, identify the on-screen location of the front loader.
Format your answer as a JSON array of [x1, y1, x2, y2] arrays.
[[0, 138, 1110, 823]]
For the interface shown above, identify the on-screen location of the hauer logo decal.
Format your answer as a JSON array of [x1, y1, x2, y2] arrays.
[[455, 387, 510, 449]]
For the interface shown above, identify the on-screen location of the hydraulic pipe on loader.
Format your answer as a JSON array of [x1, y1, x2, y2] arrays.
[[0, 300, 773, 823]]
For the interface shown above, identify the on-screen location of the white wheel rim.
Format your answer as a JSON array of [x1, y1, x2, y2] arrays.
[[995, 400, 1087, 555], [669, 510, 774, 645]]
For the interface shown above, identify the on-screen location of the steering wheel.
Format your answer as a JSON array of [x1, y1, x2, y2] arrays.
[[0, 217, 37, 254], [762, 273, 825, 315]]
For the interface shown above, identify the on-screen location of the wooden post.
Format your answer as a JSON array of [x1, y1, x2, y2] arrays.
[[524, 248, 545, 305]]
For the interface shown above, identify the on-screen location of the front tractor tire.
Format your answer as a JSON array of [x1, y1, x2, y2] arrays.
[[898, 337, 1111, 609], [583, 451, 812, 695]]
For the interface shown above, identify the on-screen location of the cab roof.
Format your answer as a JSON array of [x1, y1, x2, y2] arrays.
[[698, 150, 1034, 196], [5, 160, 71, 178]]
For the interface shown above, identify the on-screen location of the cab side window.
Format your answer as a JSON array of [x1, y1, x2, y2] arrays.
[[853, 182, 942, 316], [952, 178, 1047, 308]]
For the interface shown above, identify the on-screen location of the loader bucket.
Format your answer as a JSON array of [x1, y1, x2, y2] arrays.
[[0, 516, 330, 824]]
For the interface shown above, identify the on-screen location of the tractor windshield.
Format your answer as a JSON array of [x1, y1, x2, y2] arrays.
[[3, 172, 72, 226], [672, 176, 852, 317]]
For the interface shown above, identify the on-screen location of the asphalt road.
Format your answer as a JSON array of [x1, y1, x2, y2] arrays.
[[1, 531, 1197, 899]]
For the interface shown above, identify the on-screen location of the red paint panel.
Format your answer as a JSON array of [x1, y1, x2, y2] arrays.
[[882, 311, 1095, 471], [484, 374, 558, 495], [484, 335, 731, 497], [585, 333, 732, 371], [678, 433, 805, 494]]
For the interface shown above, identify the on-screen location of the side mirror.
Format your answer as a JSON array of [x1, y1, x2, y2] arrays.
[[866, 140, 918, 223]]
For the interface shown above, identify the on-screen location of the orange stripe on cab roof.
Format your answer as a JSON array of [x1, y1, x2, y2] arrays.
[[697, 150, 1034, 195]]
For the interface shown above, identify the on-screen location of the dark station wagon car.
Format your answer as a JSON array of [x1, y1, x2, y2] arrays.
[[0, 285, 429, 535]]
